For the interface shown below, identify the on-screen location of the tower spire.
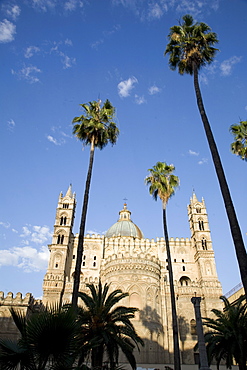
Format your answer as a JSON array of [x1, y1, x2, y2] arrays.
[[65, 184, 73, 198]]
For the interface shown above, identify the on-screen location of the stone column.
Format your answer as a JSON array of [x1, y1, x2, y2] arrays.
[[191, 297, 211, 370]]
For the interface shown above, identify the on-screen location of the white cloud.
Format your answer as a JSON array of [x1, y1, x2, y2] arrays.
[[189, 150, 199, 156], [113, 0, 219, 20], [47, 135, 66, 145], [5, 5, 21, 20], [7, 119, 15, 131], [64, 0, 84, 11], [199, 73, 208, 85], [50, 41, 76, 68], [135, 94, 146, 105], [220, 56, 242, 76], [60, 53, 76, 69], [148, 85, 161, 95], [31, 0, 56, 12], [0, 19, 16, 43], [12, 229, 18, 234], [11, 65, 42, 83], [0, 245, 49, 272], [91, 38, 104, 50], [147, 3, 165, 20], [205, 61, 218, 75], [0, 221, 10, 229], [0, 224, 51, 271], [65, 38, 73, 46], [31, 226, 52, 244], [118, 76, 138, 98], [47, 135, 60, 145], [91, 25, 120, 50], [198, 158, 208, 165], [24, 46, 40, 58], [20, 224, 52, 246], [20, 226, 32, 237]]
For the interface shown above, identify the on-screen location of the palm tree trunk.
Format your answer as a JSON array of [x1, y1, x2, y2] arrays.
[[163, 205, 181, 370], [92, 343, 104, 369], [193, 64, 247, 296], [72, 140, 95, 308]]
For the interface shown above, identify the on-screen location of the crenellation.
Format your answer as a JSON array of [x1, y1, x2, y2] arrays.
[[0, 292, 34, 307]]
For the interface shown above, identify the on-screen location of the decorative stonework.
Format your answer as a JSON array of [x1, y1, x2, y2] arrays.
[[0, 188, 223, 368]]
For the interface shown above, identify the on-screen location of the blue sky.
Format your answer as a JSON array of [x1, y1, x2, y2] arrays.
[[0, 0, 247, 299]]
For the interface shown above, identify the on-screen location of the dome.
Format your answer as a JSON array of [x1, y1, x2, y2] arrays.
[[105, 204, 144, 239]]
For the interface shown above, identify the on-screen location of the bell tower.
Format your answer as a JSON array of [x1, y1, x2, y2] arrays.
[[42, 185, 76, 305], [187, 193, 221, 286]]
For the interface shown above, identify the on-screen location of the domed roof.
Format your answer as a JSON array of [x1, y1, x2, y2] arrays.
[[105, 204, 144, 239]]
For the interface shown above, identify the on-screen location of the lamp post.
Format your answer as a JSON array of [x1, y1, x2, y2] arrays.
[[191, 296, 211, 370]]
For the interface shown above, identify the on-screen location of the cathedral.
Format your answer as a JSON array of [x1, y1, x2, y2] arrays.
[[0, 185, 223, 368], [42, 185, 223, 366]]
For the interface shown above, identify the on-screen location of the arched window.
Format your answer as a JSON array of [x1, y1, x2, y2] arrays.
[[202, 238, 207, 250], [57, 234, 64, 244], [60, 216, 67, 225], [196, 207, 201, 213], [198, 220, 204, 231], [179, 276, 191, 286]]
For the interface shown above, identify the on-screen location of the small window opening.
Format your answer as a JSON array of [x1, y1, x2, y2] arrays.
[[182, 259, 184, 263], [202, 238, 207, 250], [55, 263, 58, 268], [166, 265, 169, 270], [73, 255, 75, 259], [93, 262, 96, 267], [82, 261, 85, 266], [182, 266, 185, 271], [94, 256, 96, 260], [199, 220, 204, 231], [174, 259, 176, 262]]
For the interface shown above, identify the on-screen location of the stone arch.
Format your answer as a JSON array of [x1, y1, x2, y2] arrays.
[[128, 284, 142, 310], [53, 252, 63, 269], [179, 276, 191, 286], [195, 204, 201, 213]]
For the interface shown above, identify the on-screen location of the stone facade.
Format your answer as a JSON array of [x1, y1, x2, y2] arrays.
[[41, 186, 223, 366], [0, 292, 42, 340]]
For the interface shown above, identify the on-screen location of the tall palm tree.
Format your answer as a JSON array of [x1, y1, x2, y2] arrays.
[[145, 161, 180, 370], [72, 99, 119, 307], [0, 306, 79, 370], [230, 120, 247, 161], [165, 14, 247, 296], [203, 295, 247, 370], [77, 281, 143, 370]]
